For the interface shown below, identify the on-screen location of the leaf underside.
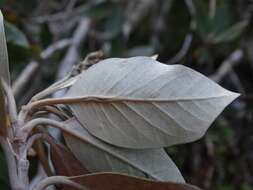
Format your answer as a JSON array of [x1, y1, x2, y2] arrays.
[[63, 118, 185, 183], [68, 173, 201, 190], [65, 56, 239, 149]]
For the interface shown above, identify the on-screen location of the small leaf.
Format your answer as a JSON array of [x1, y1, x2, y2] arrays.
[[63, 118, 184, 182], [5, 21, 29, 48], [64, 56, 239, 149], [0, 10, 10, 85], [69, 173, 201, 190], [104, 6, 124, 38], [210, 21, 248, 44]]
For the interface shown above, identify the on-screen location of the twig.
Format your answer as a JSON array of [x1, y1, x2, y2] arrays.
[[36, 106, 69, 120], [56, 19, 90, 81], [210, 49, 243, 82], [30, 74, 78, 102], [40, 39, 72, 59], [51, 19, 90, 111], [167, 0, 196, 64], [12, 39, 72, 97], [228, 69, 245, 94], [33, 176, 88, 190], [32, 4, 90, 23], [23, 133, 55, 159], [28, 20, 90, 121], [12, 61, 39, 97], [167, 33, 193, 64], [0, 137, 20, 190], [21, 118, 79, 140]]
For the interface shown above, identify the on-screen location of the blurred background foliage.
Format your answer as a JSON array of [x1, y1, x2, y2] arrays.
[[0, 0, 253, 189]]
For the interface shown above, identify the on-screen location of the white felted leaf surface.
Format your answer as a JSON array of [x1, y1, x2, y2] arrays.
[[65, 56, 239, 149], [63, 118, 184, 182]]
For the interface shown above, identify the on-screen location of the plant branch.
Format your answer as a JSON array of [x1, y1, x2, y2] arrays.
[[22, 133, 55, 159], [30, 74, 78, 102], [35, 106, 69, 120], [0, 137, 20, 190], [30, 19, 90, 103], [167, 33, 193, 64], [20, 118, 77, 140], [12, 39, 72, 97], [210, 49, 243, 82], [33, 176, 88, 190]]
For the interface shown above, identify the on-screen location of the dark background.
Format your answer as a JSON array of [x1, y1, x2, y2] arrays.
[[0, 0, 253, 189]]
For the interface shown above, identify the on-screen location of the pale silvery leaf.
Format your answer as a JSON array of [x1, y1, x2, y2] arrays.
[[63, 118, 185, 183], [65, 56, 239, 149], [0, 11, 10, 85]]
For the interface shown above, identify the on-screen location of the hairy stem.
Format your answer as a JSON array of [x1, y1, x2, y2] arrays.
[[22, 133, 54, 159], [30, 73, 75, 102], [0, 137, 20, 190], [33, 176, 88, 190], [21, 118, 77, 140]]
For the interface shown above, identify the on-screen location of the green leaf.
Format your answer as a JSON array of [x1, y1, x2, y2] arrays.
[[0, 10, 10, 85], [192, 0, 211, 38], [193, 0, 246, 44], [211, 1, 232, 34], [5, 21, 29, 48], [210, 20, 248, 44], [104, 6, 124, 38]]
